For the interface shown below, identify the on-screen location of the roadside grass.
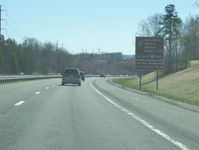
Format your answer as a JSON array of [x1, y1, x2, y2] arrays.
[[113, 60, 199, 106]]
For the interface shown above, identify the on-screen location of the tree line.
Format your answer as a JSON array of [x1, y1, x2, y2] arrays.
[[0, 36, 135, 75], [0, 36, 74, 74], [137, 4, 199, 74]]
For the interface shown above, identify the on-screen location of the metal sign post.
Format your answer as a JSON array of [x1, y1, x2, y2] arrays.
[[139, 70, 142, 91], [156, 70, 159, 91]]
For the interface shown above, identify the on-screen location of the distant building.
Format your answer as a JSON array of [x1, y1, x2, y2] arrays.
[[122, 54, 134, 60], [100, 52, 123, 62]]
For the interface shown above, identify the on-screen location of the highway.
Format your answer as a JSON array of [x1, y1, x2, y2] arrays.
[[0, 77, 199, 150]]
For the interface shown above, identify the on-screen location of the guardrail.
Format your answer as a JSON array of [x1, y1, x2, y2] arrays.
[[0, 75, 61, 84], [0, 74, 131, 84]]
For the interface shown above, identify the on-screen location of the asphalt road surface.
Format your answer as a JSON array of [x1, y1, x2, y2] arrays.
[[0, 78, 199, 150]]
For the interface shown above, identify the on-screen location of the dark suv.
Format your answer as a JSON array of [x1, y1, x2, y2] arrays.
[[80, 71, 85, 81], [62, 68, 81, 86], [100, 73, 106, 78]]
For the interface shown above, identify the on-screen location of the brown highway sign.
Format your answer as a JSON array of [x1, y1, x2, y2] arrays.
[[135, 37, 164, 69]]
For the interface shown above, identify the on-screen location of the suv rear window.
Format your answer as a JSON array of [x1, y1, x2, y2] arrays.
[[64, 69, 79, 75]]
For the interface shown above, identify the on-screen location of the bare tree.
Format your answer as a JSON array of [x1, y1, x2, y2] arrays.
[[137, 14, 162, 37], [183, 15, 199, 60], [195, 0, 199, 7]]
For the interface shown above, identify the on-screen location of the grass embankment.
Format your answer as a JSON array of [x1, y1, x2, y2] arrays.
[[113, 60, 199, 106]]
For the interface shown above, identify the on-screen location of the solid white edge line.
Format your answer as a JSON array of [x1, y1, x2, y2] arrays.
[[89, 81, 190, 150], [15, 101, 25, 106]]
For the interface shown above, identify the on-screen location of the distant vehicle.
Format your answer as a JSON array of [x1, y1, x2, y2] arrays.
[[100, 73, 106, 78], [80, 71, 85, 81], [19, 72, 24, 75], [62, 68, 81, 86]]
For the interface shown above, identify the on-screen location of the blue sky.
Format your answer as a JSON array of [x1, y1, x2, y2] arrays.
[[1, 0, 199, 55]]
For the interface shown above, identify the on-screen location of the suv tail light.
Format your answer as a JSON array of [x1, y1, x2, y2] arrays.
[[74, 75, 80, 78], [64, 75, 70, 77]]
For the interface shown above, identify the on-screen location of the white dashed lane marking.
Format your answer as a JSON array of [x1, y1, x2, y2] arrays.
[[1, 84, 59, 118], [15, 101, 25, 106], [35, 91, 41, 95]]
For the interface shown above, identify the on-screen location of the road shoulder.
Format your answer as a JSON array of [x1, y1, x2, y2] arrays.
[[108, 79, 199, 113]]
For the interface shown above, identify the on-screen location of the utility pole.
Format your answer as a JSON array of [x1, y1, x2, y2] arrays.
[[56, 41, 59, 50], [0, 5, 1, 36], [0, 5, 6, 38], [56, 41, 64, 50]]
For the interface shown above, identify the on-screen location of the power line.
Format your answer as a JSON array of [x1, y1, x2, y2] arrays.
[[6, 23, 25, 40], [0, 6, 33, 43], [0, 5, 32, 42], [6, 14, 32, 38], [6, 16, 29, 41]]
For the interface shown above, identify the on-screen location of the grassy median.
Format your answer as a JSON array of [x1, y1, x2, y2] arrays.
[[113, 60, 199, 106]]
